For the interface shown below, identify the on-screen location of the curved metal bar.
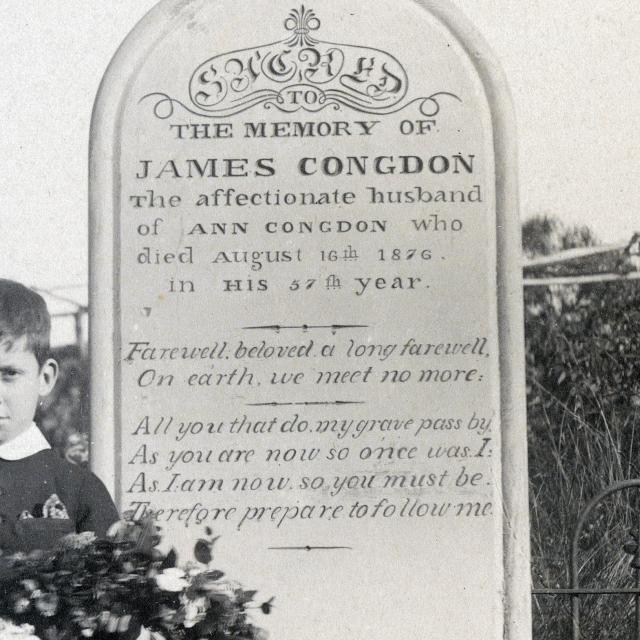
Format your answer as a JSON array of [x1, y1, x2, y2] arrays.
[[570, 480, 640, 640]]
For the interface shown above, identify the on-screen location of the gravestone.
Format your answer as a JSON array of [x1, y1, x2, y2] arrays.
[[90, 1, 530, 638]]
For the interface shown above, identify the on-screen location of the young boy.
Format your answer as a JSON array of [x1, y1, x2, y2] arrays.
[[0, 279, 119, 553]]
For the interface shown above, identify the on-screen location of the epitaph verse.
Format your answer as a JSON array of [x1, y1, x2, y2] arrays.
[[118, 3, 496, 539]]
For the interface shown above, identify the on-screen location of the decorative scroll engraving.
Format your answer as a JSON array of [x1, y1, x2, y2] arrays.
[[142, 6, 460, 118]]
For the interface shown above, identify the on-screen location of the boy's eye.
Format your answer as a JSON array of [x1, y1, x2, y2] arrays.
[[0, 369, 20, 380]]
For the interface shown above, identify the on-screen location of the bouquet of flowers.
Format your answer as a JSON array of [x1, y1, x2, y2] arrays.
[[0, 519, 273, 640]]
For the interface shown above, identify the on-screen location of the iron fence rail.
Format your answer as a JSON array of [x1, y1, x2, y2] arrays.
[[532, 480, 640, 640]]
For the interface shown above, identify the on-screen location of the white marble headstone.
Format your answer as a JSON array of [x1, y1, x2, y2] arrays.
[[90, 1, 530, 638]]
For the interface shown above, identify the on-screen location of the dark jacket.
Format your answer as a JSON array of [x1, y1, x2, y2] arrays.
[[0, 450, 119, 553]]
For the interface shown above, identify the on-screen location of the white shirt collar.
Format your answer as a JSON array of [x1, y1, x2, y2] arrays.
[[0, 423, 51, 460]]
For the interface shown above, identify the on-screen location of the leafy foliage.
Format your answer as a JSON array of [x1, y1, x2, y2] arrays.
[[522, 213, 599, 260], [0, 521, 271, 640], [36, 345, 90, 466], [526, 216, 640, 638]]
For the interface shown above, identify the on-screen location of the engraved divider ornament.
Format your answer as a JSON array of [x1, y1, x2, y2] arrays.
[[142, 6, 460, 118]]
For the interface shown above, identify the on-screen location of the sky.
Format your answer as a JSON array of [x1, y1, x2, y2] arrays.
[[1, 0, 638, 294]]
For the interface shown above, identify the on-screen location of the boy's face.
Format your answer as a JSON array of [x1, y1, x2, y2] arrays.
[[0, 335, 57, 445]]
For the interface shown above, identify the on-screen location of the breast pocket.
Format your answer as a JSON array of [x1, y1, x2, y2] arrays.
[[15, 518, 75, 552]]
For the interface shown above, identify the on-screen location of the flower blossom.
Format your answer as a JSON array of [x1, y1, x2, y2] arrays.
[[155, 568, 189, 592], [57, 531, 97, 551], [182, 595, 209, 628], [0, 617, 41, 639]]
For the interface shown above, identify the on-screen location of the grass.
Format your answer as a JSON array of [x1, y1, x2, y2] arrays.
[[527, 283, 640, 639]]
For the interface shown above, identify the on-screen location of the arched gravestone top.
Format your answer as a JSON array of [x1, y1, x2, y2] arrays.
[[90, 1, 530, 638]]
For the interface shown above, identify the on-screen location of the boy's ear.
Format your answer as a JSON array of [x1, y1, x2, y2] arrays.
[[38, 358, 59, 398]]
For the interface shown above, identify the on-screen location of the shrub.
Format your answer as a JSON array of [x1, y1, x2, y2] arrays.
[[526, 216, 640, 638]]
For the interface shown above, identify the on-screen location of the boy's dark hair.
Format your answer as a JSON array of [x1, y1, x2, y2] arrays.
[[0, 279, 51, 367]]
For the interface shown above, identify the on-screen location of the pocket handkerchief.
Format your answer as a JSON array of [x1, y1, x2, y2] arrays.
[[42, 494, 70, 519], [19, 494, 70, 520]]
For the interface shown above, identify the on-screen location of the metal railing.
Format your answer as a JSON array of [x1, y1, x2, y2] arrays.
[[533, 480, 640, 640]]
